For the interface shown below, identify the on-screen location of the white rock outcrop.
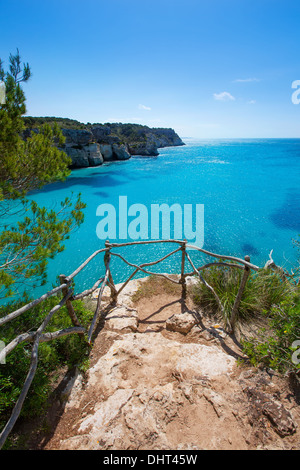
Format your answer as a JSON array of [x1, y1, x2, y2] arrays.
[[46, 277, 299, 451]]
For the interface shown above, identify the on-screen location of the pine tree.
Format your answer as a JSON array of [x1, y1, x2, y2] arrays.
[[0, 50, 86, 299]]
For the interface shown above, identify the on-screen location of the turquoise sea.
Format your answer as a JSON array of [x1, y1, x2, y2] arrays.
[[28, 138, 300, 298]]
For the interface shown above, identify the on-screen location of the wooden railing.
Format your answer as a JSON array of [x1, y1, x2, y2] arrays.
[[0, 239, 262, 448]]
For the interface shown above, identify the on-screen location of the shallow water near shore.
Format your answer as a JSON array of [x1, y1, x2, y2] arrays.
[[27, 138, 300, 298]]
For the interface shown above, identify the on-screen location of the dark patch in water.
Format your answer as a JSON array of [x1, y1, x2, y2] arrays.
[[241, 243, 259, 257], [270, 191, 300, 231]]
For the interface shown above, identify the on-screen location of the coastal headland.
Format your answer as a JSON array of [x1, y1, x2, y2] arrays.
[[23, 117, 185, 168]]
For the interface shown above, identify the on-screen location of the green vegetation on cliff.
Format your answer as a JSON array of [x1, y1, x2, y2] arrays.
[[23, 117, 184, 149], [23, 116, 87, 130], [191, 259, 300, 375]]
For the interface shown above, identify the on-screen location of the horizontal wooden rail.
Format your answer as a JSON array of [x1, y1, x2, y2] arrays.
[[105, 239, 260, 270], [65, 247, 109, 282], [184, 244, 259, 270], [110, 247, 182, 285], [183, 261, 244, 278], [0, 283, 68, 327], [72, 277, 104, 301], [107, 239, 183, 248]]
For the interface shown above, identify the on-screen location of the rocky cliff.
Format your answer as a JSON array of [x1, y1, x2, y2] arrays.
[[23, 118, 185, 168], [41, 277, 300, 451]]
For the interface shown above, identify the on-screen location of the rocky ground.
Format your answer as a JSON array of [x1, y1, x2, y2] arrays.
[[32, 277, 300, 450]]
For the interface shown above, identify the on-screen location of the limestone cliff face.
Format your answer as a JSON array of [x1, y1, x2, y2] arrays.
[[112, 143, 131, 160], [125, 127, 184, 157], [23, 118, 185, 168], [61, 128, 131, 168], [62, 130, 104, 167], [148, 128, 185, 148], [61, 125, 184, 167], [127, 141, 159, 157]]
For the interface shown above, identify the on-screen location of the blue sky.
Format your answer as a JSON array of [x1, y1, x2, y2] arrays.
[[1, 0, 300, 138]]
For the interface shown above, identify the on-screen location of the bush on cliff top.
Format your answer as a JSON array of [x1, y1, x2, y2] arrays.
[[192, 265, 293, 325]]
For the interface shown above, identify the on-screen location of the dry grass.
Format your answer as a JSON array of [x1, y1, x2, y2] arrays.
[[131, 275, 182, 304]]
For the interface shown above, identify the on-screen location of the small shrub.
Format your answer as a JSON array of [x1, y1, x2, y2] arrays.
[[242, 292, 300, 374], [0, 294, 93, 431], [191, 263, 294, 327]]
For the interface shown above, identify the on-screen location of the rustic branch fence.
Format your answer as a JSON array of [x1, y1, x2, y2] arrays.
[[0, 239, 262, 448]]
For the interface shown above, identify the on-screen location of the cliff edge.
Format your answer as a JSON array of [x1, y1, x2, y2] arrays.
[[38, 276, 299, 451], [23, 118, 185, 168]]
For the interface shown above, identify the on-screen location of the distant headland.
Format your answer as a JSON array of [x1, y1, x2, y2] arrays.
[[23, 117, 185, 168]]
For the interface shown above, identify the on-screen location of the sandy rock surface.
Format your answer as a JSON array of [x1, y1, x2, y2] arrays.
[[43, 277, 300, 451]]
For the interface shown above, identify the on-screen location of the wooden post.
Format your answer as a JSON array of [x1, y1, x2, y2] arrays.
[[180, 240, 187, 300], [229, 255, 251, 333], [59, 275, 85, 339], [87, 248, 111, 343], [105, 240, 118, 303]]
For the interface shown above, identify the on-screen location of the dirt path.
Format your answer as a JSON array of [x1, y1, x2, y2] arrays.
[[33, 277, 299, 450]]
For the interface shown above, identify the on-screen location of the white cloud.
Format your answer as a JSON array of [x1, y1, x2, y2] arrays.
[[247, 100, 256, 104], [138, 104, 151, 111], [233, 78, 260, 83], [213, 91, 235, 102]]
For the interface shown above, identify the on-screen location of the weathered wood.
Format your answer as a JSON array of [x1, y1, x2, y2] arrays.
[[0, 238, 265, 449], [106, 239, 183, 248], [40, 327, 86, 342], [0, 326, 87, 364], [111, 246, 182, 277], [1, 290, 73, 361], [0, 283, 68, 327], [185, 251, 225, 316], [107, 275, 118, 302], [87, 255, 111, 344], [183, 261, 244, 278], [180, 240, 187, 299], [110, 251, 181, 284], [0, 332, 36, 363], [72, 277, 104, 301], [185, 244, 259, 271], [105, 240, 118, 303], [106, 239, 259, 270], [264, 249, 292, 280], [0, 336, 40, 450], [111, 246, 182, 269], [36, 290, 74, 336], [116, 267, 140, 297], [59, 275, 84, 339], [114, 250, 182, 297], [66, 247, 109, 281], [229, 255, 251, 333], [104, 244, 182, 301]]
